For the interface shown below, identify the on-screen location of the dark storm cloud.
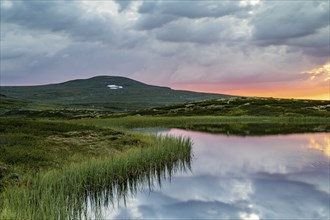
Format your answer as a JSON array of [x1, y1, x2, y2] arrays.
[[154, 19, 224, 44], [287, 26, 329, 48], [135, 0, 250, 32], [138, 0, 248, 18], [251, 1, 329, 45], [134, 14, 177, 30], [21, 41, 146, 82], [114, 0, 133, 12], [0, 49, 25, 60], [1, 0, 116, 44], [153, 15, 251, 45], [286, 26, 330, 57], [1, 1, 76, 30], [138, 1, 157, 14]]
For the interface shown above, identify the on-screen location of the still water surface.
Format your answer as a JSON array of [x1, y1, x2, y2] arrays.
[[99, 129, 329, 219]]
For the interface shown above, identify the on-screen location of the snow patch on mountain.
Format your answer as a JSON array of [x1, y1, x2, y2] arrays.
[[107, 85, 123, 90]]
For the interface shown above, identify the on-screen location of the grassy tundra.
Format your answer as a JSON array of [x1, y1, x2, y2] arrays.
[[1, 97, 329, 119], [76, 115, 330, 135], [0, 119, 192, 219], [0, 96, 329, 219]]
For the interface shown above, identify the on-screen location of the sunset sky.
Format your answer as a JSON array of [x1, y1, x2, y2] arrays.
[[1, 0, 329, 100]]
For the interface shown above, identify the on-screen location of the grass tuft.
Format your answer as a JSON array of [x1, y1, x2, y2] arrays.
[[0, 135, 192, 220]]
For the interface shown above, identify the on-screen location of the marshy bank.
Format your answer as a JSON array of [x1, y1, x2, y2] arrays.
[[76, 116, 330, 134], [0, 119, 192, 219]]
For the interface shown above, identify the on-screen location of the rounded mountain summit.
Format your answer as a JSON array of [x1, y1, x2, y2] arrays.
[[0, 76, 233, 111]]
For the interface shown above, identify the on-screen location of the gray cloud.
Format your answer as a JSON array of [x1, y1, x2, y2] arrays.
[[1, 0, 116, 44], [0, 22, 71, 80], [134, 14, 177, 30], [0, 0, 328, 96], [114, 0, 133, 12], [153, 16, 252, 44], [135, 0, 250, 32], [154, 18, 223, 44], [2, 1, 77, 30], [138, 0, 248, 18], [138, 1, 157, 14], [251, 1, 329, 44], [287, 26, 330, 48], [286, 26, 330, 57]]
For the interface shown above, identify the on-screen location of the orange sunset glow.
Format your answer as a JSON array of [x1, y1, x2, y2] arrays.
[[308, 136, 330, 157], [172, 63, 330, 100]]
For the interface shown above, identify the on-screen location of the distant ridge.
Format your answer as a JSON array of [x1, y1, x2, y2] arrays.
[[0, 76, 234, 111]]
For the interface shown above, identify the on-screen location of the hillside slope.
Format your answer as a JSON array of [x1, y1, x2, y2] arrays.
[[0, 76, 233, 111]]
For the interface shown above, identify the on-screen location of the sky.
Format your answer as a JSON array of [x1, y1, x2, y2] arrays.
[[0, 0, 329, 100]]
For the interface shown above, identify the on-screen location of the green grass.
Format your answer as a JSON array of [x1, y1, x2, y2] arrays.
[[0, 118, 161, 199], [75, 116, 330, 134], [130, 97, 330, 117], [0, 118, 192, 219], [0, 135, 192, 220], [0, 119, 142, 174], [3, 96, 328, 119]]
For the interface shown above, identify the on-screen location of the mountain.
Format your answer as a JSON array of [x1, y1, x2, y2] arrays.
[[0, 76, 234, 112]]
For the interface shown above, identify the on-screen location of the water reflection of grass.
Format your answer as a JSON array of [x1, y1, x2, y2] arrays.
[[181, 123, 330, 136], [1, 135, 192, 219]]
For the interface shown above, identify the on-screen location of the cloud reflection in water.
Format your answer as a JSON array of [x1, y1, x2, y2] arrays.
[[101, 130, 330, 219]]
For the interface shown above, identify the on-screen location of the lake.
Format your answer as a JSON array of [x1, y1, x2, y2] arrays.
[[92, 129, 330, 219]]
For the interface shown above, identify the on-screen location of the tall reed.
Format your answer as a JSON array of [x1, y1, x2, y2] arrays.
[[1, 135, 192, 220]]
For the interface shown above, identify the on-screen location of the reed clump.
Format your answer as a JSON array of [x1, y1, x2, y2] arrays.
[[0, 135, 192, 220]]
